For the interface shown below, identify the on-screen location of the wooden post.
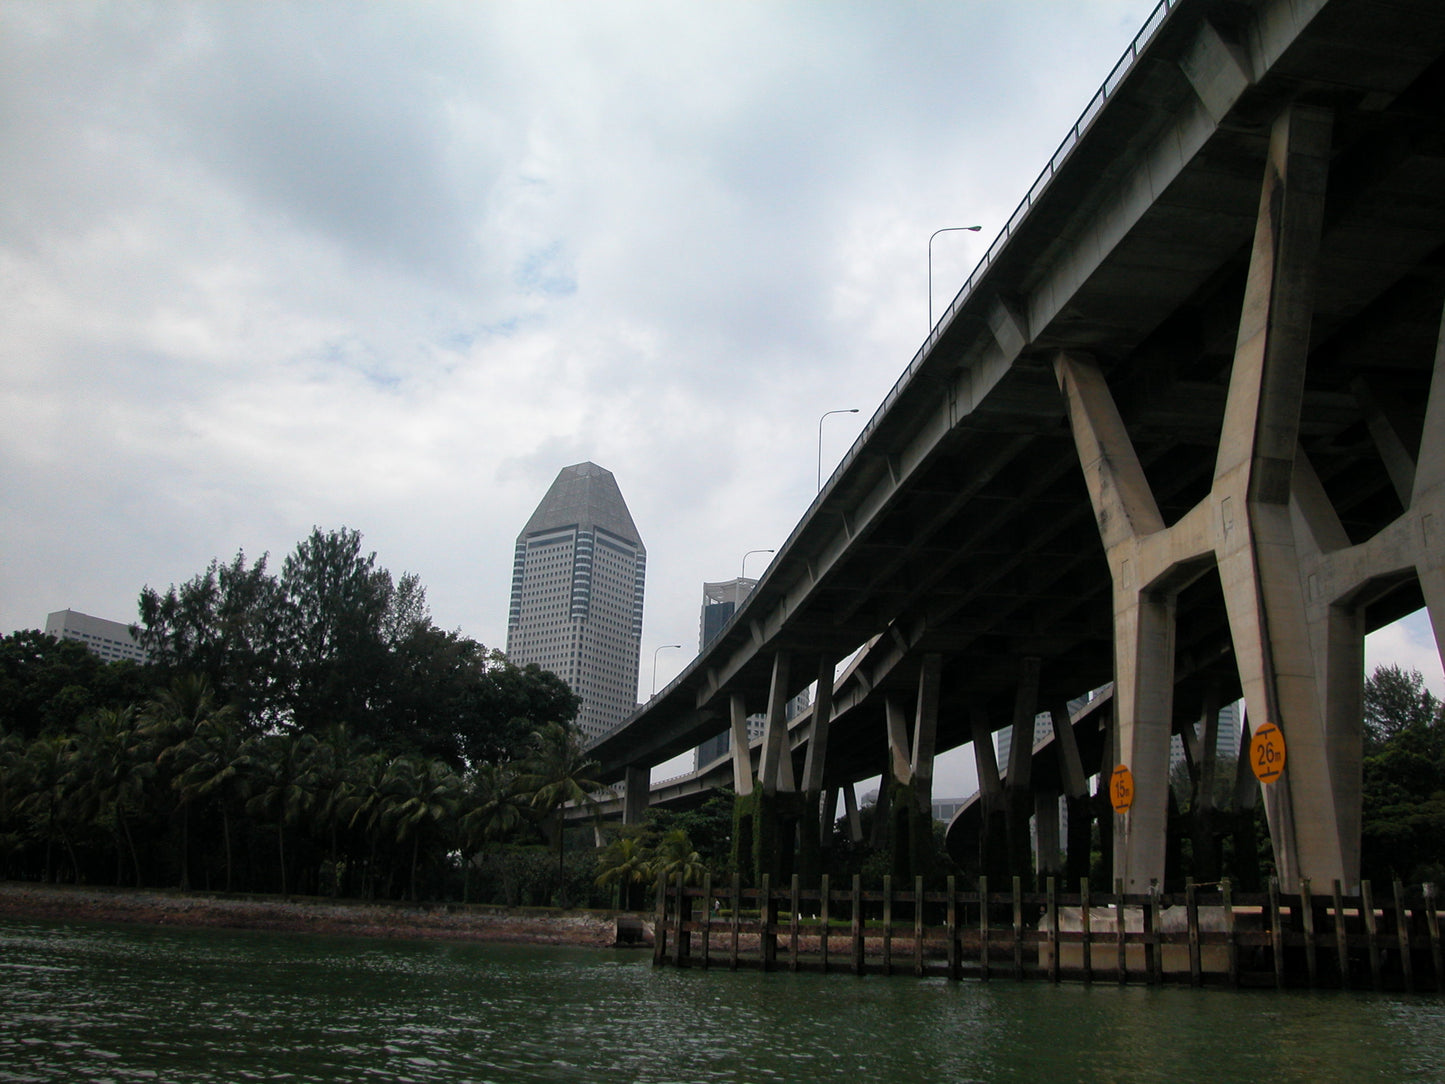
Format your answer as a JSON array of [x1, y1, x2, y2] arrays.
[[946, 875, 960, 981], [1425, 882, 1443, 994], [1047, 877, 1059, 984], [820, 873, 831, 973], [761, 873, 776, 972], [1186, 880, 1202, 988], [1012, 875, 1023, 981], [851, 873, 864, 975], [882, 875, 894, 976], [1363, 880, 1382, 991], [1268, 876, 1284, 990], [1081, 876, 1093, 984], [729, 872, 741, 971], [1114, 879, 1127, 985], [1395, 880, 1414, 993], [675, 871, 691, 968], [1223, 878, 1238, 988], [1333, 879, 1349, 988], [653, 876, 668, 967], [701, 872, 713, 970], [1147, 883, 1163, 986], [979, 875, 990, 982], [1300, 877, 1317, 988], [914, 875, 926, 978], [789, 874, 801, 972]]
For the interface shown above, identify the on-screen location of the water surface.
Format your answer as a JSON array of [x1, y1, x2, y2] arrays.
[[2, 917, 1442, 1082]]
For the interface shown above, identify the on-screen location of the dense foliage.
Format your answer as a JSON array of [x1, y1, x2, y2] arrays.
[[1360, 664, 1445, 885]]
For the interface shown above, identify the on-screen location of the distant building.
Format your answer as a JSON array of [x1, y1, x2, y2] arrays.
[[693, 577, 806, 770], [45, 609, 148, 664], [506, 462, 647, 743]]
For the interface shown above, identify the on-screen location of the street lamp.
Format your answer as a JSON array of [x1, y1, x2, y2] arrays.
[[928, 225, 982, 331], [741, 548, 774, 583], [651, 643, 681, 696], [818, 408, 860, 491]]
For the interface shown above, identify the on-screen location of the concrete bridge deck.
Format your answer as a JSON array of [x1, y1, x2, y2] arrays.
[[586, 0, 1445, 893]]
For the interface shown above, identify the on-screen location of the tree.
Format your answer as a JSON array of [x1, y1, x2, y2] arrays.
[[137, 551, 284, 726], [79, 706, 153, 887], [595, 835, 653, 910], [458, 763, 527, 901], [649, 829, 707, 889], [1360, 664, 1445, 884], [242, 731, 319, 894], [516, 722, 601, 902], [1364, 664, 1442, 750]]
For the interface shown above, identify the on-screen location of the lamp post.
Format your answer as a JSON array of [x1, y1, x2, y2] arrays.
[[818, 408, 860, 491], [928, 225, 982, 331], [741, 548, 774, 583], [651, 643, 681, 696]]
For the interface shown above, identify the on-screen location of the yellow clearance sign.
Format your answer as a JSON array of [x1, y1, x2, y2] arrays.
[[1250, 722, 1286, 784], [1109, 764, 1134, 813]]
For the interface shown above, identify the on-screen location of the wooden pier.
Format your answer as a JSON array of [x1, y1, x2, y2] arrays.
[[652, 873, 1445, 992]]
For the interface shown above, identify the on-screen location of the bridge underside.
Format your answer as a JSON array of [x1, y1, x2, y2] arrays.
[[588, 0, 1445, 894]]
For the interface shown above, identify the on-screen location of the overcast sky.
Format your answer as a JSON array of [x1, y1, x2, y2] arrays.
[[3, 0, 1440, 794]]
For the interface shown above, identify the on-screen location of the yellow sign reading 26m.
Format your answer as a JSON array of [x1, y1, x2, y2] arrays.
[[1250, 722, 1286, 784]]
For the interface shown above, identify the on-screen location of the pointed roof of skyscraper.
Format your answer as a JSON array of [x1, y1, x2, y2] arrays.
[[520, 462, 644, 549]]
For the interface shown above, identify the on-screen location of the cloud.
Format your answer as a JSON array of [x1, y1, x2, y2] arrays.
[[15, 0, 1433, 744]]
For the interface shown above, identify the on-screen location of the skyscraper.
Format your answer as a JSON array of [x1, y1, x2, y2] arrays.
[[506, 462, 647, 742]]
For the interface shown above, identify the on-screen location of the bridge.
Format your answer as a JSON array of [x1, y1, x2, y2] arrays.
[[585, 0, 1445, 895]]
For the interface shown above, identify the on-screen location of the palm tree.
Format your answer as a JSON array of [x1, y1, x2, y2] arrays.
[[242, 731, 318, 894], [516, 722, 602, 903], [458, 762, 526, 902], [169, 715, 246, 890], [648, 828, 707, 889], [15, 733, 83, 883], [147, 674, 236, 888], [380, 755, 461, 901], [79, 706, 153, 887], [595, 834, 653, 910], [308, 723, 371, 896]]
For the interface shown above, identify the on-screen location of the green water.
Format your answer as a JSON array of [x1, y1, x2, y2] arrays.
[[2, 918, 1444, 1083]]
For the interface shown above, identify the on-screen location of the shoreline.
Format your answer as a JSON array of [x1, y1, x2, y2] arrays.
[[0, 882, 653, 949]]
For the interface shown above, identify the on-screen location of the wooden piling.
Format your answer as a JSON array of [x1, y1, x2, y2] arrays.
[[1223, 879, 1238, 989], [946, 875, 960, 981], [1047, 877, 1059, 984], [851, 873, 864, 975], [653, 877, 668, 967], [701, 873, 713, 970], [1268, 877, 1284, 990], [914, 875, 926, 978], [789, 874, 801, 972], [1332, 879, 1349, 989], [728, 873, 741, 971], [1114, 881, 1127, 985], [1186, 880, 1201, 988], [979, 875, 990, 982], [820, 874, 831, 973], [881, 875, 893, 976], [1425, 883, 1442, 993], [1147, 884, 1162, 986], [1300, 878, 1317, 988], [674, 871, 691, 967], [760, 874, 776, 972], [1395, 880, 1414, 993], [1012, 876, 1023, 981], [1081, 877, 1093, 984], [1363, 880, 1382, 991]]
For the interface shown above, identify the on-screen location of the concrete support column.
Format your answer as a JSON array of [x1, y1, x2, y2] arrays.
[[885, 695, 912, 787], [1005, 657, 1042, 881], [758, 652, 794, 796], [971, 706, 1008, 880], [729, 693, 754, 797], [1213, 104, 1338, 892], [1034, 789, 1062, 877], [801, 657, 837, 853], [911, 655, 943, 814], [843, 782, 864, 844], [623, 763, 650, 826], [1415, 309, 1445, 671]]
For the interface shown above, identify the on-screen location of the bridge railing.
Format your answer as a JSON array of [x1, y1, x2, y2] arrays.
[[815, 0, 1181, 509], [654, 872, 1445, 991]]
